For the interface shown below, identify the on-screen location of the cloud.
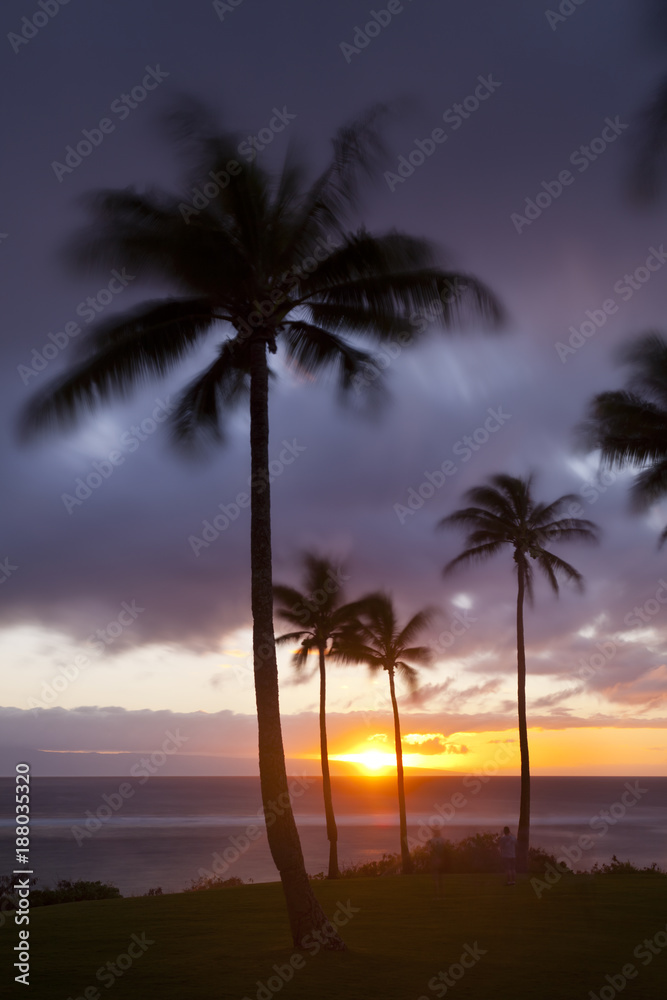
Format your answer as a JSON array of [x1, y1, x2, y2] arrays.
[[2, 0, 667, 757], [530, 687, 583, 710], [411, 677, 502, 710], [599, 664, 667, 709]]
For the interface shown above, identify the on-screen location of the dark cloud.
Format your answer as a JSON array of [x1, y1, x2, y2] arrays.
[[2, 0, 667, 756]]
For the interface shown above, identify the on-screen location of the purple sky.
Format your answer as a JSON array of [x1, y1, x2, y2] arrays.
[[2, 0, 667, 775]]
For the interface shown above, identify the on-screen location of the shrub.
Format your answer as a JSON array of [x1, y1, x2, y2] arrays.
[[590, 855, 665, 876], [0, 876, 121, 908], [184, 874, 244, 892], [311, 836, 581, 878], [32, 880, 121, 906]]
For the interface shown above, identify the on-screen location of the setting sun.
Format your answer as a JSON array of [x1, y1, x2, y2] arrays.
[[331, 751, 397, 772]]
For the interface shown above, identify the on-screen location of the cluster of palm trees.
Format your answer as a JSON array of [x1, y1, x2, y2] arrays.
[[19, 95, 667, 948], [273, 474, 601, 880], [274, 556, 435, 878]]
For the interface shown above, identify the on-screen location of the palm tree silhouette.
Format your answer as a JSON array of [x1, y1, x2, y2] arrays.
[[438, 474, 599, 871], [18, 105, 501, 945], [583, 332, 667, 545], [274, 553, 368, 879], [340, 592, 434, 874]]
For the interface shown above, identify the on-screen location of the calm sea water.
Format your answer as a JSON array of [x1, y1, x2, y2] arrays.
[[0, 776, 664, 894]]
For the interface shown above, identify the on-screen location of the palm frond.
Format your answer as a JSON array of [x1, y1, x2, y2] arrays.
[[443, 541, 508, 575], [275, 630, 309, 645], [19, 300, 217, 440], [629, 459, 667, 510], [534, 549, 584, 594], [400, 645, 434, 667], [169, 335, 251, 450], [395, 661, 419, 691], [397, 609, 435, 648]]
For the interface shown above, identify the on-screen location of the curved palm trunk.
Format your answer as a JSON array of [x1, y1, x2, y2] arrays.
[[318, 646, 339, 879], [515, 556, 530, 873], [388, 667, 412, 874], [249, 336, 344, 949]]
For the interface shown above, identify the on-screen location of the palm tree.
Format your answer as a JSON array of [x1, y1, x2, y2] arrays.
[[583, 333, 667, 545], [340, 593, 434, 874], [18, 105, 501, 946], [438, 474, 599, 872], [274, 553, 367, 879]]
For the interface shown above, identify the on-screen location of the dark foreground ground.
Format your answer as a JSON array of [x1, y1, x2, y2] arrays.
[[1, 874, 665, 998]]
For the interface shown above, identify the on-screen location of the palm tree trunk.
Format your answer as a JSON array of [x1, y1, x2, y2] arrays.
[[249, 335, 344, 949], [388, 667, 412, 874], [515, 556, 530, 874], [318, 646, 339, 878]]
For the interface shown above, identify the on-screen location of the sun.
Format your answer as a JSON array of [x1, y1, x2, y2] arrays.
[[331, 751, 396, 773]]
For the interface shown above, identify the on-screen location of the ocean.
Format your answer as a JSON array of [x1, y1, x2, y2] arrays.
[[1, 776, 664, 895]]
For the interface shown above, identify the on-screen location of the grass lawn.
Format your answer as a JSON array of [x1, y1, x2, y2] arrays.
[[2, 874, 666, 998]]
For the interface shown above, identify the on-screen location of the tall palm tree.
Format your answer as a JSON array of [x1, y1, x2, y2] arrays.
[[438, 474, 599, 872], [340, 593, 434, 874], [274, 553, 367, 879], [583, 332, 667, 545], [18, 106, 501, 946]]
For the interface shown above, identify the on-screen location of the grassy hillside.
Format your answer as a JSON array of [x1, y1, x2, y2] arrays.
[[2, 874, 665, 998]]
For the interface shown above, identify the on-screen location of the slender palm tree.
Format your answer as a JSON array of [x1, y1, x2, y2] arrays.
[[18, 106, 501, 946], [438, 474, 599, 872], [339, 592, 434, 874], [584, 332, 667, 545], [274, 553, 367, 879]]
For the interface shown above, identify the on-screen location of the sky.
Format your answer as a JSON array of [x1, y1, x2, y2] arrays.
[[2, 0, 667, 777]]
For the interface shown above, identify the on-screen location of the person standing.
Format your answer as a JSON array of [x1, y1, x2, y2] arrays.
[[499, 825, 517, 885], [429, 825, 447, 897]]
